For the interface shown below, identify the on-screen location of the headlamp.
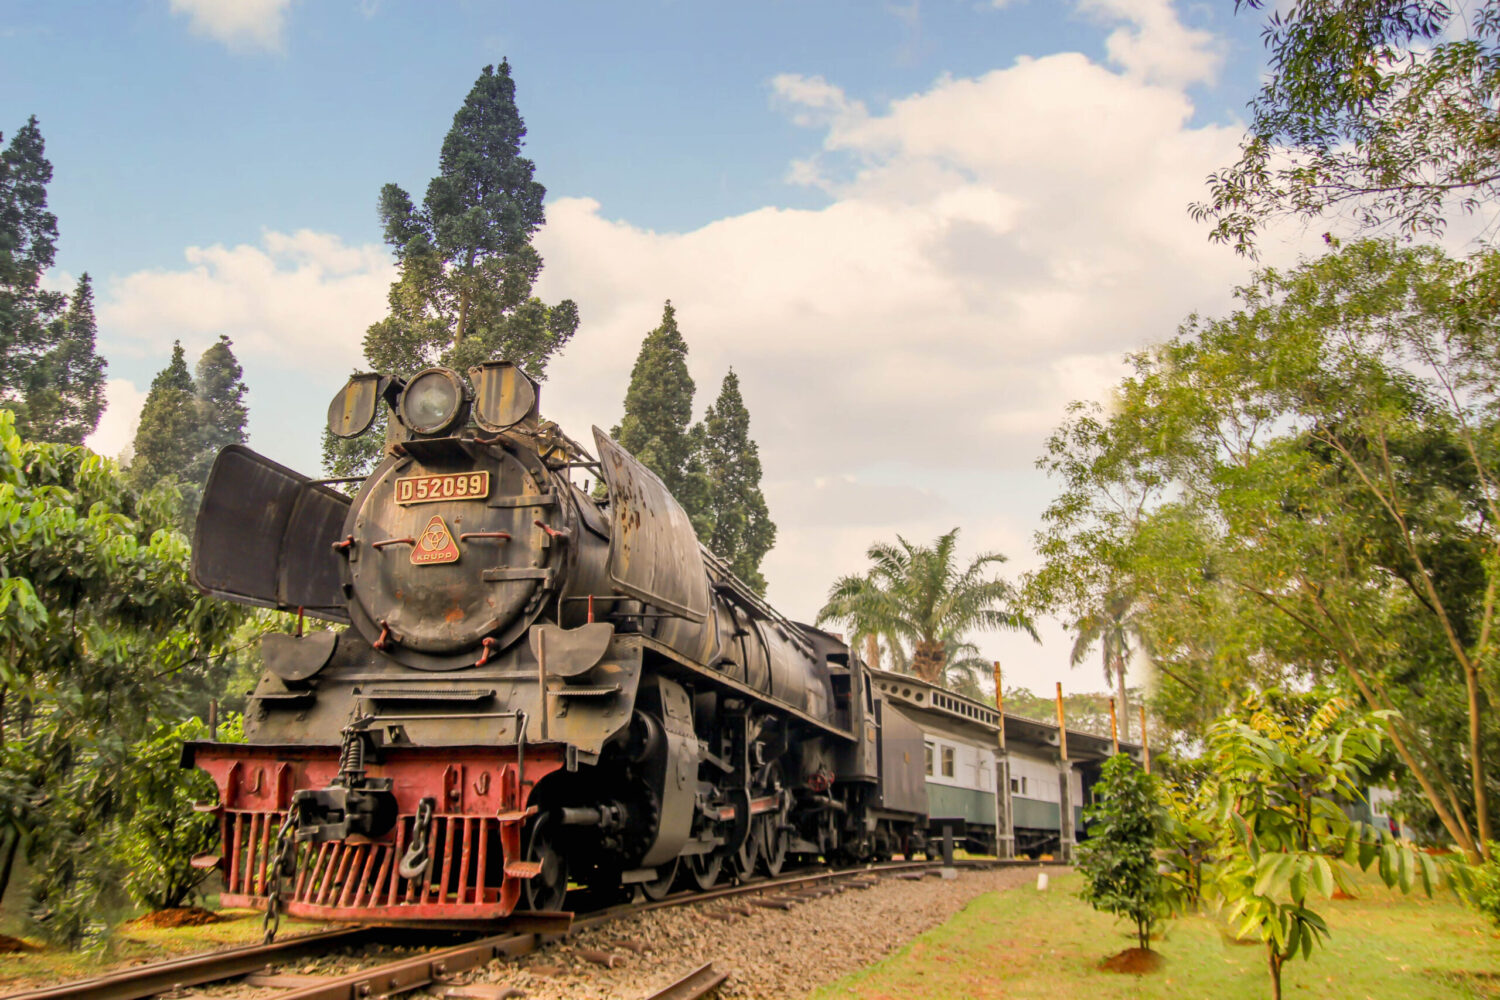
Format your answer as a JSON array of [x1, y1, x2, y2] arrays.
[[399, 367, 467, 435]]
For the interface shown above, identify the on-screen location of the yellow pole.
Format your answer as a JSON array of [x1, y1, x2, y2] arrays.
[[1055, 682, 1068, 762], [1109, 697, 1119, 755], [992, 661, 1006, 750]]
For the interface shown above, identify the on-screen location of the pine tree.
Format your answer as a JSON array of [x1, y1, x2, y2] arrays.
[[328, 60, 580, 476], [613, 301, 713, 536], [190, 334, 248, 483], [701, 369, 776, 593], [131, 342, 199, 493], [0, 117, 104, 443], [22, 274, 107, 445]]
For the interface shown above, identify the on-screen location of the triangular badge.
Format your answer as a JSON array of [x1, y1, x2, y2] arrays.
[[411, 513, 460, 565]]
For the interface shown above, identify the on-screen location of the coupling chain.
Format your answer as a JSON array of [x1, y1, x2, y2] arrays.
[[262, 809, 299, 943]]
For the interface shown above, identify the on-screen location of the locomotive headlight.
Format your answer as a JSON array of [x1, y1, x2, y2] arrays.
[[399, 367, 467, 435]]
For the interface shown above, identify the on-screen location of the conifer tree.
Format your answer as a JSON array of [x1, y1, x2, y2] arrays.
[[131, 342, 199, 492], [0, 118, 106, 444], [328, 60, 579, 476], [23, 273, 107, 445], [614, 301, 712, 536], [701, 369, 775, 593], [190, 334, 248, 482]]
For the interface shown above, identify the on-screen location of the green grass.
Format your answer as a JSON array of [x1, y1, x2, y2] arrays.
[[809, 871, 1500, 1000]]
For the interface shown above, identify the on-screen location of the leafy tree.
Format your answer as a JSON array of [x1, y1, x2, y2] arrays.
[[613, 301, 712, 534], [1070, 591, 1143, 740], [1197, 1, 1500, 254], [131, 341, 199, 494], [1076, 753, 1168, 953], [328, 60, 579, 477], [1034, 239, 1500, 862], [0, 119, 105, 444], [112, 719, 220, 911], [0, 411, 243, 944], [188, 334, 248, 484], [700, 369, 775, 593], [817, 528, 1036, 685], [1196, 695, 1459, 1000], [1001, 686, 1140, 740]]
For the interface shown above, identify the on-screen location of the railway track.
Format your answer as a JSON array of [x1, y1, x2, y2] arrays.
[[1, 859, 1029, 1000]]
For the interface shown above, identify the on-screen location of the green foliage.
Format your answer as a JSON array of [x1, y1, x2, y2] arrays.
[[1070, 591, 1143, 740], [131, 341, 199, 494], [1197, 1, 1500, 253], [0, 118, 105, 445], [130, 337, 249, 521], [0, 410, 243, 945], [331, 60, 579, 477], [817, 528, 1036, 686], [1193, 695, 1461, 999], [1032, 238, 1500, 861], [113, 719, 219, 912], [189, 334, 248, 483], [613, 301, 714, 535], [1470, 846, 1500, 928], [699, 369, 775, 591], [1076, 753, 1169, 951]]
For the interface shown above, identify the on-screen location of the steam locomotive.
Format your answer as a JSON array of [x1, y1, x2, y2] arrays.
[[183, 360, 932, 924]]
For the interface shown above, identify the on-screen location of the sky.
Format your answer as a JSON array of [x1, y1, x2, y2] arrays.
[[1, 0, 1323, 698]]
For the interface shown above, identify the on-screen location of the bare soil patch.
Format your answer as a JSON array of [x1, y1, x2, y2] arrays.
[[1099, 947, 1163, 974], [0, 934, 36, 954], [129, 907, 224, 929]]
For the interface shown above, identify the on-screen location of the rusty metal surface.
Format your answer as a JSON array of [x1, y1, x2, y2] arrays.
[[0, 926, 378, 1000], [642, 962, 729, 1000], [191, 445, 351, 622], [592, 428, 710, 623]]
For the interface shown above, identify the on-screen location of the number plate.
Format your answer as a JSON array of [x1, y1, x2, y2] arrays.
[[394, 471, 490, 505]]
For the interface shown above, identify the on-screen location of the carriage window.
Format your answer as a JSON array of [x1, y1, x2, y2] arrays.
[[924, 743, 934, 776], [941, 746, 955, 777], [1010, 777, 1019, 793]]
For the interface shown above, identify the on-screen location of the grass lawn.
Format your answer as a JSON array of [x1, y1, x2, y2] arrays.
[[810, 871, 1500, 1000]]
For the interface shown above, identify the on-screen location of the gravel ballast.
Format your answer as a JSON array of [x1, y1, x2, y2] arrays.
[[446, 865, 1044, 1000]]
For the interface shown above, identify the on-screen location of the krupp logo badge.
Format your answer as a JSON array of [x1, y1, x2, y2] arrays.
[[411, 513, 460, 565]]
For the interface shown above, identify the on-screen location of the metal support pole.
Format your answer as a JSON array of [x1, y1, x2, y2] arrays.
[[992, 661, 1014, 859], [1055, 683, 1074, 863], [1109, 697, 1119, 755]]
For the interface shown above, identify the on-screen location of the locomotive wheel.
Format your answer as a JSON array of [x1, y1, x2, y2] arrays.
[[640, 859, 678, 901], [757, 814, 788, 877], [683, 851, 724, 891], [732, 829, 761, 880], [522, 814, 569, 912]]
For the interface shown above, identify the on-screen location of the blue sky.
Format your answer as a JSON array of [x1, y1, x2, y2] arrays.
[[1, 0, 1295, 694]]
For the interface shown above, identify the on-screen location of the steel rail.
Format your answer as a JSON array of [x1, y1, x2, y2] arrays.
[[640, 961, 728, 1000], [0, 926, 381, 1000]]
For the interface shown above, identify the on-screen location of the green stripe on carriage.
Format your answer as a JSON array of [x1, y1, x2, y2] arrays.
[[925, 783, 997, 826]]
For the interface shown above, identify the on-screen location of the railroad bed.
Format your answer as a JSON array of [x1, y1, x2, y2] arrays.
[[2, 859, 1054, 1000]]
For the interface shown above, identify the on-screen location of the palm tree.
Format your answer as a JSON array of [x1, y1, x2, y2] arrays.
[[1069, 591, 1142, 740], [817, 528, 1037, 686]]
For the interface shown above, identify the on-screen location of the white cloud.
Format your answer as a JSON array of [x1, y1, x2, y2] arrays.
[[1079, 0, 1222, 87], [169, 0, 293, 53], [85, 378, 146, 464], [99, 229, 393, 367]]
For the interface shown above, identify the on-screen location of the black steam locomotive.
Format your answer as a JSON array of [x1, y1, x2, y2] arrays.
[[183, 360, 931, 923]]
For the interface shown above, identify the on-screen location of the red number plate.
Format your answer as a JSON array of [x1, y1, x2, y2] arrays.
[[394, 471, 490, 505]]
